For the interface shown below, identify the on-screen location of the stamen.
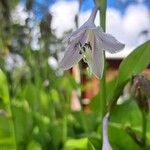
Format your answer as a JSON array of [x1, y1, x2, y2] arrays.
[[84, 43, 88, 47], [84, 42, 92, 50], [79, 51, 82, 54], [82, 47, 86, 52], [79, 42, 83, 54], [87, 41, 92, 50], [78, 41, 92, 57], [79, 42, 82, 47]]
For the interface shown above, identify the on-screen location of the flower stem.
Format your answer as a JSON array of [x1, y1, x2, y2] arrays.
[[101, 53, 106, 117], [99, 0, 107, 117], [99, 0, 106, 31]]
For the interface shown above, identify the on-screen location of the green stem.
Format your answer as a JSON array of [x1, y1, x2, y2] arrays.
[[142, 111, 147, 149], [99, 0, 106, 32], [9, 100, 17, 149], [99, 0, 107, 117], [63, 115, 67, 143], [101, 54, 106, 117]]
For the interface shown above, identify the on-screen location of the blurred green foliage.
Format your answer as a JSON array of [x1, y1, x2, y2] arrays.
[[0, 0, 150, 150]]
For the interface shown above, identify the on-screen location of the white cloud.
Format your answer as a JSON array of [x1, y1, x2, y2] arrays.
[[106, 4, 150, 58], [106, 9, 124, 42], [50, 0, 79, 37], [50, 1, 150, 58], [122, 4, 150, 45]]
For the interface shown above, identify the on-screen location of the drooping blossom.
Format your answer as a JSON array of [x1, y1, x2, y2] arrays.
[[59, 7, 125, 78]]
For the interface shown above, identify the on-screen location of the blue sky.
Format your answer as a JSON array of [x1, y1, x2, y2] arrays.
[[66, 0, 150, 12], [21, 0, 150, 19], [50, 0, 150, 57], [19, 0, 149, 57], [14, 0, 150, 57]]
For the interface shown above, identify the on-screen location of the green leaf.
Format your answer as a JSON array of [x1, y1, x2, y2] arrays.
[[107, 41, 150, 107], [0, 69, 16, 149], [11, 99, 33, 148], [48, 121, 63, 150], [72, 112, 97, 134], [0, 69, 9, 107], [118, 40, 150, 87], [110, 99, 141, 127], [64, 138, 95, 150], [109, 124, 141, 150], [27, 140, 42, 150], [23, 84, 39, 109]]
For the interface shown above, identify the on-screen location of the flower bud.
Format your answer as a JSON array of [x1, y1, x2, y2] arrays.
[[131, 75, 150, 113]]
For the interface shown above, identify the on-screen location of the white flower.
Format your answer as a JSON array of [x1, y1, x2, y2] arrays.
[[59, 7, 125, 78], [102, 113, 112, 150]]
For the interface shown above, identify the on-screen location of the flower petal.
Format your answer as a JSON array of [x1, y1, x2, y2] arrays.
[[59, 44, 82, 70], [83, 35, 104, 79], [91, 36, 104, 79], [63, 7, 98, 44], [84, 45, 104, 79], [96, 27, 125, 53], [102, 113, 112, 150], [92, 47, 104, 79], [63, 29, 85, 44]]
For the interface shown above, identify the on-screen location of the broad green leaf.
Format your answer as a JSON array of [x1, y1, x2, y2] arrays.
[[108, 98, 150, 148], [107, 41, 150, 106], [110, 99, 141, 127], [88, 137, 101, 150], [108, 124, 141, 150], [118, 40, 150, 87]]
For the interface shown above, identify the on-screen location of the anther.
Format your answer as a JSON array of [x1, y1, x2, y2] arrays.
[[84, 43, 88, 47], [82, 47, 86, 52], [79, 42, 82, 47], [79, 51, 82, 54], [84, 42, 92, 50], [87, 41, 92, 50]]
